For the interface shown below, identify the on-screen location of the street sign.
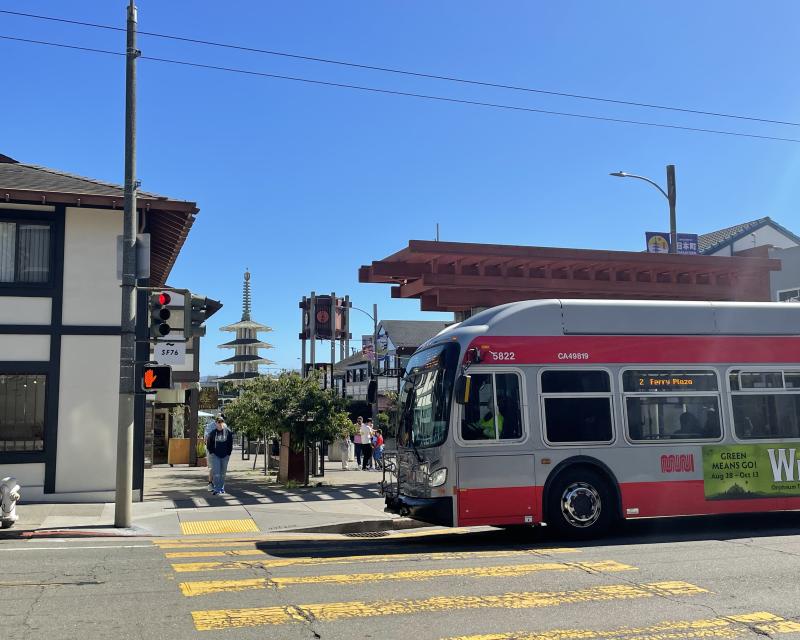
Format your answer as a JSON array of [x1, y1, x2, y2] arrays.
[[153, 341, 186, 366], [645, 232, 699, 255], [141, 365, 172, 391]]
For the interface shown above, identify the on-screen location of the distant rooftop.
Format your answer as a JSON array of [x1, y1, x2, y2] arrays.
[[699, 216, 800, 254], [380, 319, 450, 349], [0, 153, 198, 286]]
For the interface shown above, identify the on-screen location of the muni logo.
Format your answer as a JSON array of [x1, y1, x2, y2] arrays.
[[661, 454, 694, 473], [768, 448, 800, 482]]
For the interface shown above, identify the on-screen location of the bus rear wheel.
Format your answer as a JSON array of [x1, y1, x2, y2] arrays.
[[547, 469, 615, 539]]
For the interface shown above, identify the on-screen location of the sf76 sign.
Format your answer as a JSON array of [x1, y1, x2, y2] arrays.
[[141, 365, 172, 391]]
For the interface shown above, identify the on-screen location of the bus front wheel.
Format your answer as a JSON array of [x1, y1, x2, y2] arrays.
[[547, 469, 615, 539]]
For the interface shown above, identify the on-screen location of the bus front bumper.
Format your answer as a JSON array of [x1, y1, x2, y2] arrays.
[[385, 495, 453, 527]]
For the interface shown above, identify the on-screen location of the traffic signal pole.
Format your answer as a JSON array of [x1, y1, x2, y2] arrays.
[[115, 0, 139, 528]]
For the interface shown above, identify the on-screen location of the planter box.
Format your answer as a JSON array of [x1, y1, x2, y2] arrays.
[[196, 457, 207, 468]]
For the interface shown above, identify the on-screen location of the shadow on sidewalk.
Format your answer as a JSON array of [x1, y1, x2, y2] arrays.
[[143, 459, 382, 510]]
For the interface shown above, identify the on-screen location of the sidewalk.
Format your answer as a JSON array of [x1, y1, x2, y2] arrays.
[[5, 455, 398, 538]]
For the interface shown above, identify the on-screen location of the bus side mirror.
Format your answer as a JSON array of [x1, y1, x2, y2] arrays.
[[367, 379, 377, 404], [454, 374, 472, 405]]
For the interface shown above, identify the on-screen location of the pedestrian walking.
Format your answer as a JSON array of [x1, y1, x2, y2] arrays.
[[353, 417, 364, 467], [206, 417, 233, 495], [360, 418, 374, 471], [204, 417, 220, 491]]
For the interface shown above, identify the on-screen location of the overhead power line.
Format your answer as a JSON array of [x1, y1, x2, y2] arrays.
[[2, 34, 800, 144], [2, 7, 799, 128]]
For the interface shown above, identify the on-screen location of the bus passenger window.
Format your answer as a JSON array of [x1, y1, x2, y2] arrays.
[[461, 373, 524, 442], [541, 370, 613, 444], [730, 369, 800, 440], [623, 369, 722, 442]]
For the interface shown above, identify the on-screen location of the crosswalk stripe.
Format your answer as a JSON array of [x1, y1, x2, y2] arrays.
[[191, 581, 707, 631], [179, 560, 634, 596], [441, 611, 800, 640], [169, 547, 580, 572]]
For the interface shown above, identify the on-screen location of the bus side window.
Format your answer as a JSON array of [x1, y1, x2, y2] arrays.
[[460, 373, 524, 442], [497, 373, 522, 440], [541, 370, 613, 444], [462, 374, 496, 440]]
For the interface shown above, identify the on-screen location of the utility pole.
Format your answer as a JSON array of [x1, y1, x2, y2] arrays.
[[666, 164, 677, 254], [372, 303, 378, 425], [115, 0, 139, 528]]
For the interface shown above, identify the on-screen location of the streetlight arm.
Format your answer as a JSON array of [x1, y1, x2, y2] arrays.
[[349, 306, 374, 323], [609, 172, 669, 200]]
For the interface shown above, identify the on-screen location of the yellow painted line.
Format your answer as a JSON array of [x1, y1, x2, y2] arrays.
[[191, 581, 706, 631], [170, 547, 580, 572], [154, 526, 472, 547], [442, 611, 800, 640], [179, 560, 634, 596], [178, 519, 259, 536]]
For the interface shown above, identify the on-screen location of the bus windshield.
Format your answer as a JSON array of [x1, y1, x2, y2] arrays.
[[398, 342, 459, 449]]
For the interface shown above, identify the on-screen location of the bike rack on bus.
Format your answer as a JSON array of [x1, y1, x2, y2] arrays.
[[380, 450, 399, 498]]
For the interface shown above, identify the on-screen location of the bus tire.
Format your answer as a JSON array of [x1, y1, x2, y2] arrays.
[[547, 468, 615, 539]]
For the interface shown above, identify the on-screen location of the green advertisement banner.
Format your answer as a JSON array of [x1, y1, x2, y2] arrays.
[[703, 444, 800, 500]]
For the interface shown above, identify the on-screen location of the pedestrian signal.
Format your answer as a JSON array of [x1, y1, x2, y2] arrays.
[[141, 365, 172, 391]]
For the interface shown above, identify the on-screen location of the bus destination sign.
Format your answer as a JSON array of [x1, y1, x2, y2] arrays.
[[623, 370, 718, 393]]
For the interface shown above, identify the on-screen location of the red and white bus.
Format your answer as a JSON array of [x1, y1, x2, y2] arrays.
[[384, 299, 800, 538]]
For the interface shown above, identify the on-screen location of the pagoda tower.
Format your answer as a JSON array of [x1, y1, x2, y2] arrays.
[[216, 270, 274, 382]]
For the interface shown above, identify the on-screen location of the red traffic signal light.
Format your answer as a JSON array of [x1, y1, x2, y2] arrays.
[[158, 292, 171, 305]]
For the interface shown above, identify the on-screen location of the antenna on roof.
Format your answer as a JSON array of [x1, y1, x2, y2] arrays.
[[436, 223, 440, 242]]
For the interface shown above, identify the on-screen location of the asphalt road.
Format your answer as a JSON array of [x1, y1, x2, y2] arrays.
[[4, 512, 800, 640]]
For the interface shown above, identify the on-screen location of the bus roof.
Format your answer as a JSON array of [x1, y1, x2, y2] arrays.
[[449, 299, 800, 337]]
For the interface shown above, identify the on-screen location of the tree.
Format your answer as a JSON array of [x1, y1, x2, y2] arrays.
[[223, 372, 354, 450]]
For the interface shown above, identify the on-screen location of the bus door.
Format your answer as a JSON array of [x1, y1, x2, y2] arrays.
[[455, 368, 536, 526]]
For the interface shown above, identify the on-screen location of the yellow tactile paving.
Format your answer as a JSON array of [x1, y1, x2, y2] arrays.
[[169, 547, 580, 571], [191, 581, 707, 631], [179, 560, 635, 596], [442, 611, 800, 640], [178, 519, 259, 536]]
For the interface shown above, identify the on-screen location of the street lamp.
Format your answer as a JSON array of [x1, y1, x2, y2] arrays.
[[350, 303, 380, 423], [610, 164, 677, 254]]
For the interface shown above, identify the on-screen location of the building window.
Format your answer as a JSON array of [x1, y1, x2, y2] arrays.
[[729, 369, 800, 439], [461, 373, 523, 441], [541, 370, 613, 444], [0, 374, 46, 452], [623, 370, 721, 441], [777, 288, 800, 302], [0, 221, 52, 284]]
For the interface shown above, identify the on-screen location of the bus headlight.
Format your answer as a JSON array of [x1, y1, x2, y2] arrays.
[[429, 468, 447, 487]]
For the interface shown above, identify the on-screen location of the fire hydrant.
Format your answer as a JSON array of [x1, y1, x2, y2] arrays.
[[0, 477, 20, 529]]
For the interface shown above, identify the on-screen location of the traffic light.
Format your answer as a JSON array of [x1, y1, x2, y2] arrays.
[[149, 291, 172, 338], [184, 295, 208, 338]]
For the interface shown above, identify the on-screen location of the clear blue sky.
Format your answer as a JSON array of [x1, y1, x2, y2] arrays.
[[3, 1, 800, 375]]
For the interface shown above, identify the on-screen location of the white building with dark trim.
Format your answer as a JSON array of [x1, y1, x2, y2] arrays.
[[0, 153, 197, 501], [699, 216, 800, 302]]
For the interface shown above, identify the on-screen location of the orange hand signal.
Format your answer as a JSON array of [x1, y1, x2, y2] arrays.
[[143, 369, 157, 389]]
